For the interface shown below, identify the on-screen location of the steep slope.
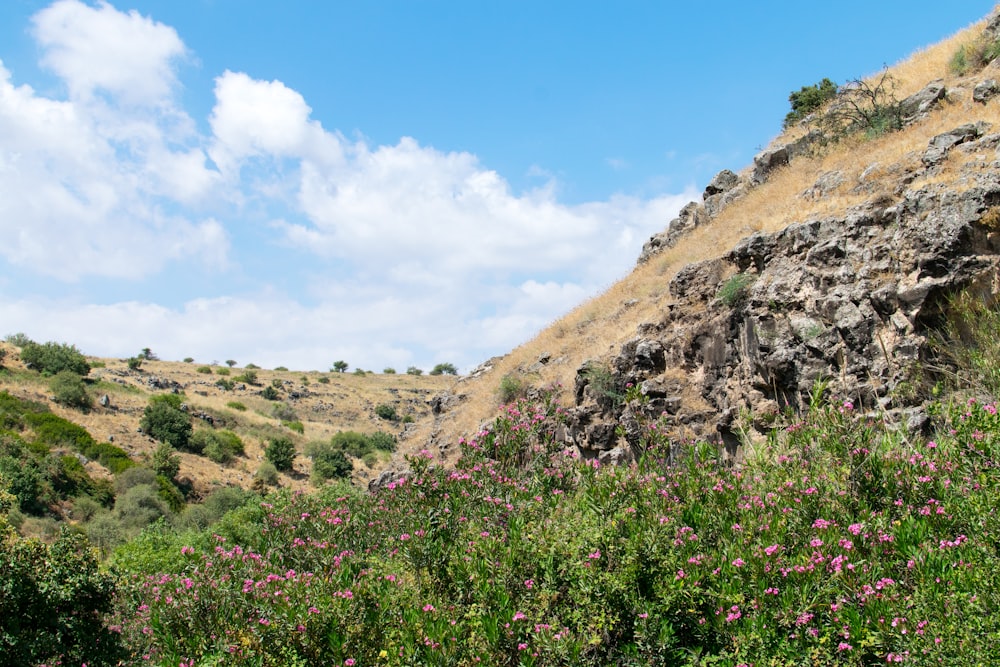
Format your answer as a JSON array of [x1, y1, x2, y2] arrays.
[[399, 12, 1000, 472]]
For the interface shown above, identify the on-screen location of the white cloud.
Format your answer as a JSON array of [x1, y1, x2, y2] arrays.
[[0, 3, 696, 371], [31, 0, 187, 106]]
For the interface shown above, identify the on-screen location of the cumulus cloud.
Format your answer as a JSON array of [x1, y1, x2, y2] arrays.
[[0, 1, 695, 370], [31, 0, 187, 105]]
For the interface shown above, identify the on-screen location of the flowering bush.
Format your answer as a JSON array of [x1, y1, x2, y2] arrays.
[[110, 395, 1000, 665]]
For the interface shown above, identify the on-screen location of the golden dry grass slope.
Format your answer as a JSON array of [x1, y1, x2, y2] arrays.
[[0, 343, 452, 496], [403, 10, 1000, 463]]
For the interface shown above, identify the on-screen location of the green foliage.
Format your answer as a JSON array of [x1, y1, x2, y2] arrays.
[[0, 347, 6, 368], [151, 443, 180, 480], [331, 360, 349, 373], [784, 77, 838, 127], [353, 367, 367, 376], [139, 348, 158, 361], [126, 356, 143, 371], [215, 367, 230, 376], [823, 69, 902, 138], [306, 441, 353, 485], [254, 461, 280, 487], [19, 407, 133, 474], [215, 377, 235, 391], [226, 400, 247, 412], [430, 362, 458, 375], [375, 403, 398, 421], [383, 367, 396, 374], [930, 291, 1000, 398], [270, 402, 296, 422], [140, 397, 192, 451], [317, 375, 330, 384], [283, 420, 305, 434], [498, 373, 526, 403], [274, 366, 288, 372], [581, 362, 624, 409], [113, 484, 171, 534], [368, 430, 397, 452], [183, 357, 194, 363], [19, 340, 90, 376], [189, 429, 245, 463], [265, 436, 296, 471], [196, 365, 213, 374], [260, 384, 280, 400], [225, 359, 237, 368], [4, 332, 33, 348], [718, 271, 756, 307], [949, 35, 1000, 75], [406, 365, 423, 376], [0, 527, 124, 666], [244, 363, 260, 370], [234, 369, 258, 385], [49, 370, 91, 411]]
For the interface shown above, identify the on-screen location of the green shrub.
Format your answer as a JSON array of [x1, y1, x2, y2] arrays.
[[374, 403, 398, 421], [226, 401, 247, 412], [306, 441, 353, 485], [353, 368, 367, 376], [274, 366, 288, 372], [498, 373, 526, 403], [265, 436, 296, 472], [331, 360, 349, 373], [215, 378, 235, 391], [784, 77, 838, 127], [126, 356, 143, 371], [244, 363, 259, 370], [317, 376, 330, 384], [581, 362, 624, 409], [225, 360, 237, 368], [195, 429, 245, 464], [183, 357, 194, 363], [329, 431, 374, 459], [0, 527, 124, 666], [271, 402, 296, 422], [19, 340, 90, 376], [235, 370, 258, 386], [196, 366, 213, 374], [4, 332, 33, 348], [113, 484, 170, 533], [49, 370, 91, 411], [283, 420, 305, 434], [950, 36, 1000, 75], [406, 366, 423, 376], [254, 461, 279, 487], [430, 362, 458, 376], [383, 367, 396, 374], [215, 367, 230, 376], [718, 272, 756, 307], [368, 430, 397, 452], [151, 443, 180, 480], [115, 467, 157, 494], [822, 69, 902, 138], [260, 385, 280, 400], [140, 397, 192, 451]]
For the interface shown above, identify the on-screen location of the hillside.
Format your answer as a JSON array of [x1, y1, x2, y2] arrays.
[[402, 12, 1000, 469]]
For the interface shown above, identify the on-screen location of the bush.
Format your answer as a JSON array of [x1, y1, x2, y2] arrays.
[[375, 403, 398, 421], [225, 360, 237, 368], [215, 367, 230, 376], [283, 420, 305, 434], [235, 370, 258, 386], [406, 366, 423, 376], [718, 272, 756, 308], [254, 461, 279, 487], [226, 401, 247, 412], [260, 385, 280, 401], [196, 366, 213, 374], [0, 527, 124, 666], [49, 371, 91, 411], [265, 436, 296, 472], [317, 376, 330, 384], [183, 357, 194, 363], [383, 367, 396, 374], [215, 378, 235, 391], [784, 77, 838, 128], [430, 362, 458, 376], [307, 442, 353, 485], [498, 373, 526, 403], [328, 431, 373, 459], [368, 430, 397, 452], [950, 35, 1000, 75], [20, 341, 90, 376], [126, 356, 143, 371], [274, 366, 288, 372], [331, 360, 349, 373], [151, 443, 180, 480], [140, 396, 192, 451], [4, 332, 33, 348], [822, 69, 902, 138], [194, 430, 245, 464]]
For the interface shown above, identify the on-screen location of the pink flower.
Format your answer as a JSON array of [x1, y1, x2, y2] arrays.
[[512, 611, 527, 622], [588, 550, 601, 560], [732, 558, 746, 568], [345, 660, 356, 666], [524, 579, 534, 589], [423, 604, 435, 612]]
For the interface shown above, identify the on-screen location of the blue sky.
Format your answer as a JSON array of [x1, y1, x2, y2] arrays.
[[0, 0, 990, 372]]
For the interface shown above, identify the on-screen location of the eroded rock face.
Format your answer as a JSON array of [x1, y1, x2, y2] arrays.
[[567, 164, 1000, 458]]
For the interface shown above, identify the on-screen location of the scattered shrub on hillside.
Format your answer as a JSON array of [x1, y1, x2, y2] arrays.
[[234, 370, 258, 386], [328, 431, 372, 459], [305, 441, 353, 485], [225, 360, 237, 368], [215, 378, 235, 391], [406, 366, 423, 376], [151, 443, 180, 481], [190, 429, 245, 464], [930, 290, 1000, 397], [283, 420, 305, 434], [784, 77, 838, 128], [581, 362, 624, 409], [49, 370, 91, 411], [265, 436, 296, 472], [718, 272, 756, 308], [270, 402, 296, 422], [368, 430, 397, 452], [140, 395, 192, 451], [383, 367, 396, 374], [215, 367, 230, 376], [353, 368, 367, 376], [430, 362, 458, 376], [20, 340, 90, 376], [331, 360, 349, 373], [183, 357, 194, 363], [317, 375, 330, 384], [115, 467, 157, 495], [127, 356, 143, 371], [260, 385, 280, 400], [112, 484, 171, 534], [374, 403, 398, 421], [196, 366, 213, 374], [244, 363, 260, 370], [254, 461, 280, 488], [498, 373, 526, 403], [4, 332, 33, 348], [823, 68, 902, 138], [226, 401, 247, 412], [950, 34, 1000, 75], [274, 366, 288, 372]]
